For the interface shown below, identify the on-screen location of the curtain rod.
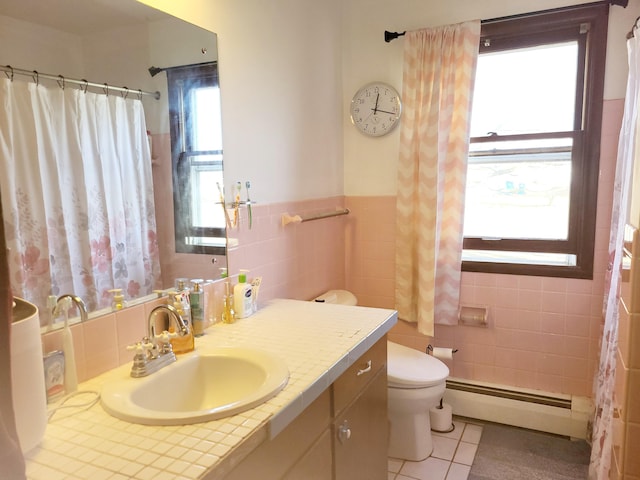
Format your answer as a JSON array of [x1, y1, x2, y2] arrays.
[[0, 64, 160, 100], [384, 0, 628, 42]]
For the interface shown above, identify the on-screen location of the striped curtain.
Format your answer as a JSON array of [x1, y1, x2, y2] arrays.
[[395, 21, 480, 336]]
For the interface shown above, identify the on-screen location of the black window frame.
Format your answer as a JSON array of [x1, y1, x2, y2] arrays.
[[167, 62, 226, 256], [462, 4, 609, 279]]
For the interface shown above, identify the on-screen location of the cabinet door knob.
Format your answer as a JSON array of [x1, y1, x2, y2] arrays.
[[338, 420, 352, 444], [356, 360, 372, 376]]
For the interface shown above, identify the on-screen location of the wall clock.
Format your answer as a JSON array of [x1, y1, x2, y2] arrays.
[[350, 82, 402, 137]]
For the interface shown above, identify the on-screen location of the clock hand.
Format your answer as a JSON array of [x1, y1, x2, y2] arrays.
[[373, 93, 380, 114], [371, 108, 397, 115]]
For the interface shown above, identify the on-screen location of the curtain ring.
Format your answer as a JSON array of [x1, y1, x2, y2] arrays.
[[103, 83, 109, 96], [32, 70, 39, 86], [121, 86, 129, 99], [137, 89, 143, 101], [80, 79, 89, 94], [4, 65, 14, 81], [57, 75, 65, 90]]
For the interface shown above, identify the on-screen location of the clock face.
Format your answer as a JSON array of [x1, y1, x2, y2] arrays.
[[350, 83, 402, 137]]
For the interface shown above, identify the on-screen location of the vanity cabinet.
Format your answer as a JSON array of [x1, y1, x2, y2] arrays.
[[217, 337, 388, 480], [332, 338, 388, 480]]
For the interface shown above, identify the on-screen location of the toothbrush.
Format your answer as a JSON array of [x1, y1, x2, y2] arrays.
[[216, 182, 233, 229], [245, 181, 253, 229], [234, 181, 242, 228]]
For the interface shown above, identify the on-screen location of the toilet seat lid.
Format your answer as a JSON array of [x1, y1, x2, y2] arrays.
[[387, 341, 449, 388]]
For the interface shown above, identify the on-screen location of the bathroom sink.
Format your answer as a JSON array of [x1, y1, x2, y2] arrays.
[[101, 347, 289, 425]]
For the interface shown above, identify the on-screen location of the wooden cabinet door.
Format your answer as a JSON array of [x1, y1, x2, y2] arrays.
[[333, 368, 388, 480], [283, 430, 332, 480]]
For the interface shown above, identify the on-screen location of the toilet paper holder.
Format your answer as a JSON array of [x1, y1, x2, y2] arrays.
[[426, 344, 458, 357]]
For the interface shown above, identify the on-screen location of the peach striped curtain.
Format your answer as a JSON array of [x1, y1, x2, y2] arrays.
[[395, 21, 480, 336]]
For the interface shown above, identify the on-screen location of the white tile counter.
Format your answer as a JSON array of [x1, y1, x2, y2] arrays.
[[25, 299, 397, 480]]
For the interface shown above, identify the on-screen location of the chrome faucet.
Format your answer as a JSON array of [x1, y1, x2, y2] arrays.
[[53, 294, 88, 322], [129, 304, 190, 378]]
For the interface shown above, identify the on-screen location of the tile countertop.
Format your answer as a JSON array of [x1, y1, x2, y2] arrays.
[[25, 299, 397, 480]]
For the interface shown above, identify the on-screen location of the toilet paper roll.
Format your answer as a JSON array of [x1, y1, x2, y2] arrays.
[[430, 403, 453, 433], [432, 347, 454, 360]]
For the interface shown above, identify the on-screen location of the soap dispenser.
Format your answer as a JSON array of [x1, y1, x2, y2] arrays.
[[233, 269, 254, 319], [168, 291, 194, 354], [108, 289, 126, 311]]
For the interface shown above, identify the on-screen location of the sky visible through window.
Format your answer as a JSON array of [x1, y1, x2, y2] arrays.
[[464, 42, 578, 242]]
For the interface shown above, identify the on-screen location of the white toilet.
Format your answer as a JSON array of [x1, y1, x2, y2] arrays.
[[314, 290, 450, 461], [387, 340, 449, 461]]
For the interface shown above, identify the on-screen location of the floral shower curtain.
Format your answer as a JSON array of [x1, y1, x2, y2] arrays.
[[589, 31, 640, 479], [0, 77, 161, 316], [395, 20, 480, 336]]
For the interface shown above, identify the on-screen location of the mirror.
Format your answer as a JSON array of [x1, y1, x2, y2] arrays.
[[0, 0, 226, 326]]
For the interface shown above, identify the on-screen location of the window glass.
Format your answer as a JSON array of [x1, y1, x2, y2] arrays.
[[470, 42, 578, 137], [464, 149, 571, 240]]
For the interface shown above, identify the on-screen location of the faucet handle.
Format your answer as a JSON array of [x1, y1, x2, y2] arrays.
[[155, 330, 177, 343], [127, 340, 154, 354], [155, 331, 178, 355]]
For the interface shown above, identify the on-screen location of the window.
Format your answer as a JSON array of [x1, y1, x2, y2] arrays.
[[462, 4, 609, 278], [167, 63, 226, 255]]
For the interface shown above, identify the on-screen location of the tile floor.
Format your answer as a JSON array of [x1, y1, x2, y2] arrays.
[[388, 419, 483, 480]]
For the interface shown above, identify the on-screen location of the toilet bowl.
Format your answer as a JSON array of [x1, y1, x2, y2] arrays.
[[387, 340, 449, 461], [314, 290, 450, 461]]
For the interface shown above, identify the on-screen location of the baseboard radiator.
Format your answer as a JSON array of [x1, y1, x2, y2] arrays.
[[443, 378, 593, 440]]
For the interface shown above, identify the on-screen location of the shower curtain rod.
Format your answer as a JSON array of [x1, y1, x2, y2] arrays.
[[384, 0, 628, 42], [0, 64, 160, 100]]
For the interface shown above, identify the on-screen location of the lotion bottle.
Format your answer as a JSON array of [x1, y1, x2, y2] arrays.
[[190, 279, 205, 336], [233, 270, 253, 319]]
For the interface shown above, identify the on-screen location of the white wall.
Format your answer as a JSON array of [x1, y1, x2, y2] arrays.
[[142, 0, 640, 201], [342, 0, 640, 196], [140, 0, 344, 205], [0, 15, 84, 77]]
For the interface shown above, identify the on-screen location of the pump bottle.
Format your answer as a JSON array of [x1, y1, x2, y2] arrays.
[[233, 270, 254, 319]]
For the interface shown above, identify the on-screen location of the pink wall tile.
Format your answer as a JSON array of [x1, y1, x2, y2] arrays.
[[82, 314, 118, 380], [115, 304, 147, 366]]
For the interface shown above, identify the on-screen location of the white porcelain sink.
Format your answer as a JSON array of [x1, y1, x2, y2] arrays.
[[101, 347, 289, 425]]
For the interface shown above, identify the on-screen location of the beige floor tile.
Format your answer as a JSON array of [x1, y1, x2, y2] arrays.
[[446, 463, 471, 480], [453, 442, 478, 466]]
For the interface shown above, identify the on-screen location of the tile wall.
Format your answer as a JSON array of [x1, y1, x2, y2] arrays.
[[346, 99, 624, 398]]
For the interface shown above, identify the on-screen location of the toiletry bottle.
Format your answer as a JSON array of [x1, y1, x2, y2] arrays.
[[108, 288, 125, 311], [234, 269, 254, 319], [251, 277, 262, 314], [190, 279, 205, 336], [176, 278, 192, 327], [222, 280, 235, 324], [169, 292, 194, 354]]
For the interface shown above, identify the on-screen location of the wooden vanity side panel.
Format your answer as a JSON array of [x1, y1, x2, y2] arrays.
[[219, 389, 331, 480]]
